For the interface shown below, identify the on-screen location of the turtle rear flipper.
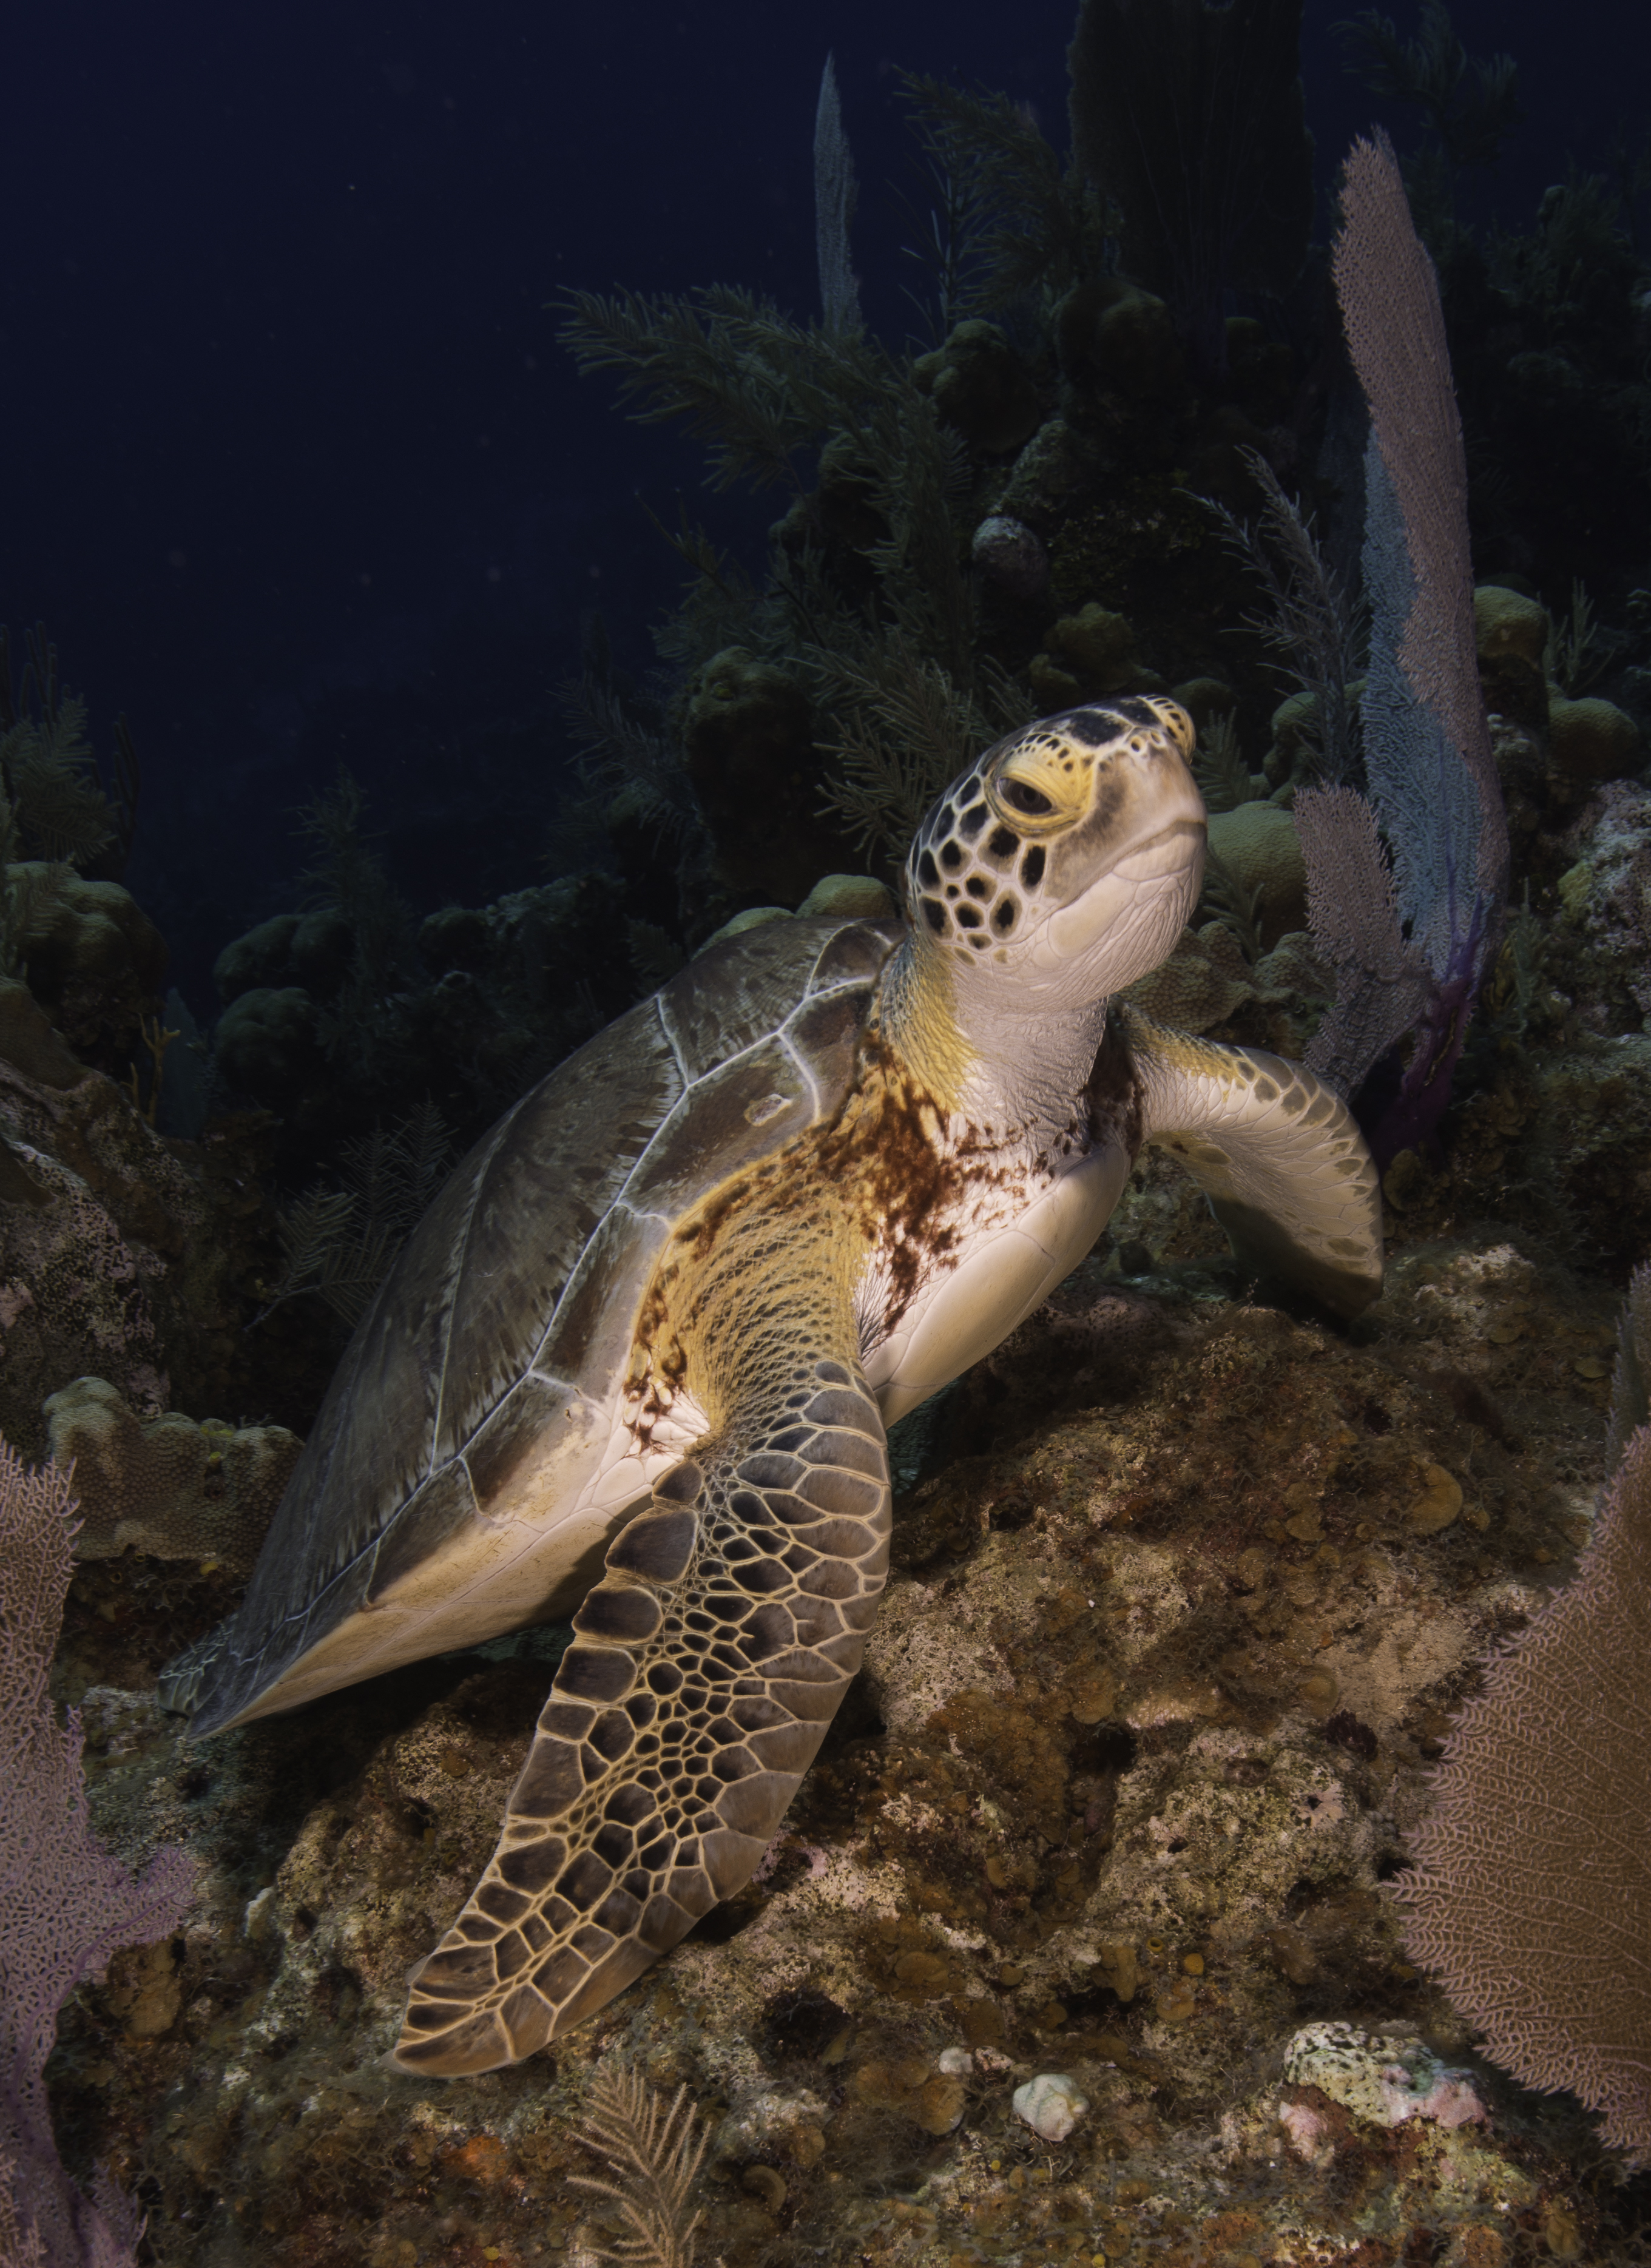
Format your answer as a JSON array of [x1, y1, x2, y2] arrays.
[[391, 1357, 890, 2076], [1126, 1008, 1383, 1319]]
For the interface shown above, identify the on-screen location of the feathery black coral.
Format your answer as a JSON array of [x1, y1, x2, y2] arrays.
[[572, 2067, 707, 2268]]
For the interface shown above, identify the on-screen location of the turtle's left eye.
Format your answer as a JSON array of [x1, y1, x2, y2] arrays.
[[1001, 778, 1054, 817]]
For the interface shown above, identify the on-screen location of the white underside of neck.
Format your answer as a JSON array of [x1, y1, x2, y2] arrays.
[[859, 1136, 1129, 1425]]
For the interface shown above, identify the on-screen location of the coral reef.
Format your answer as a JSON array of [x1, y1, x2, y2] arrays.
[[0, 1053, 251, 1457], [41, 1217, 1641, 2264], [44, 1379, 301, 1575], [16, 15, 1651, 2260]]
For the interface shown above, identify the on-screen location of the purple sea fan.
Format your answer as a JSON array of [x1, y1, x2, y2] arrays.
[[1300, 131, 1508, 1164], [1391, 1420, 1651, 2161], [0, 1441, 194, 2267]]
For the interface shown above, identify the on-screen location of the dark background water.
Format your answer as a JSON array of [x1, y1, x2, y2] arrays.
[[0, 0, 1629, 1005]]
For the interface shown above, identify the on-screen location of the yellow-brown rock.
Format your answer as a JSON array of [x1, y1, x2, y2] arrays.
[[681, 648, 846, 902], [913, 319, 1041, 456], [1474, 586, 1551, 734], [1547, 694, 1641, 781], [1127, 922, 1256, 1030], [46, 1375, 302, 1571], [11, 864, 166, 997], [1033, 603, 1151, 710], [0, 974, 86, 1088], [1172, 678, 1238, 733], [1474, 585, 1549, 669], [1206, 802, 1307, 946]]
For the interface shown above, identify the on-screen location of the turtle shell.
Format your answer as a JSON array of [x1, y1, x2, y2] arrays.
[[173, 914, 898, 1734]]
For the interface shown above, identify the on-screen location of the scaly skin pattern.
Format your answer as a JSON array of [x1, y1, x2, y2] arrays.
[[1127, 1011, 1384, 1317], [163, 697, 1383, 2076], [394, 698, 1218, 2073], [396, 1090, 905, 2074]]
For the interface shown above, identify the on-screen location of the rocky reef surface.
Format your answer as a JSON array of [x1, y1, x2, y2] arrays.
[[39, 1188, 1641, 2266]]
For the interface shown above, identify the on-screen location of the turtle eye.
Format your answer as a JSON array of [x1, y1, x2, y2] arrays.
[[1001, 777, 1054, 817]]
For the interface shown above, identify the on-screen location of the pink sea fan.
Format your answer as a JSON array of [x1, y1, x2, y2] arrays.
[[1393, 1424, 1651, 2159], [0, 1440, 194, 2266]]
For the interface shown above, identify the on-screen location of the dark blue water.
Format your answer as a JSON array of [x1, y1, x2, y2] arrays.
[[0, 0, 1630, 1004]]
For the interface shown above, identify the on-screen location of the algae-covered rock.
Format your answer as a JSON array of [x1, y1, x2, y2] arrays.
[[1548, 691, 1641, 781], [1549, 781, 1651, 1033], [0, 974, 86, 1088], [1127, 920, 1257, 1030], [9, 863, 167, 1073], [56, 1215, 1628, 2264], [1124, 920, 1328, 1038], [212, 912, 300, 1003], [681, 647, 848, 903], [970, 513, 1049, 603], [46, 1375, 302, 1572], [12, 865, 166, 999], [914, 319, 1041, 456], [1206, 800, 1307, 947], [212, 984, 324, 1110], [1474, 582, 1550, 669], [1171, 676, 1238, 734], [1031, 602, 1155, 709], [1056, 277, 1182, 400], [1263, 684, 1363, 788], [1474, 584, 1551, 737]]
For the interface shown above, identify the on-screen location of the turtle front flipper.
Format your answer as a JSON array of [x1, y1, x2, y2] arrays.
[[1124, 1007, 1383, 1318], [391, 1358, 890, 2076]]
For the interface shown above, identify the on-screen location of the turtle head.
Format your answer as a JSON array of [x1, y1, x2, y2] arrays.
[[903, 699, 1206, 1014]]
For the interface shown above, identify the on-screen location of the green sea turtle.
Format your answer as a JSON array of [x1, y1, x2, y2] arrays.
[[161, 697, 1382, 2076]]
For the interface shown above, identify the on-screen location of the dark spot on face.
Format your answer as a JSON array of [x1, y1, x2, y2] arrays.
[[1086, 768, 1127, 839], [922, 899, 947, 934], [1065, 706, 1126, 747], [1021, 845, 1045, 888], [968, 933, 988, 949], [1113, 696, 1159, 727], [959, 802, 989, 839], [987, 826, 1019, 860], [940, 840, 963, 871], [956, 904, 982, 928], [945, 882, 959, 898], [917, 849, 939, 889], [993, 897, 1018, 931], [965, 874, 989, 899]]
